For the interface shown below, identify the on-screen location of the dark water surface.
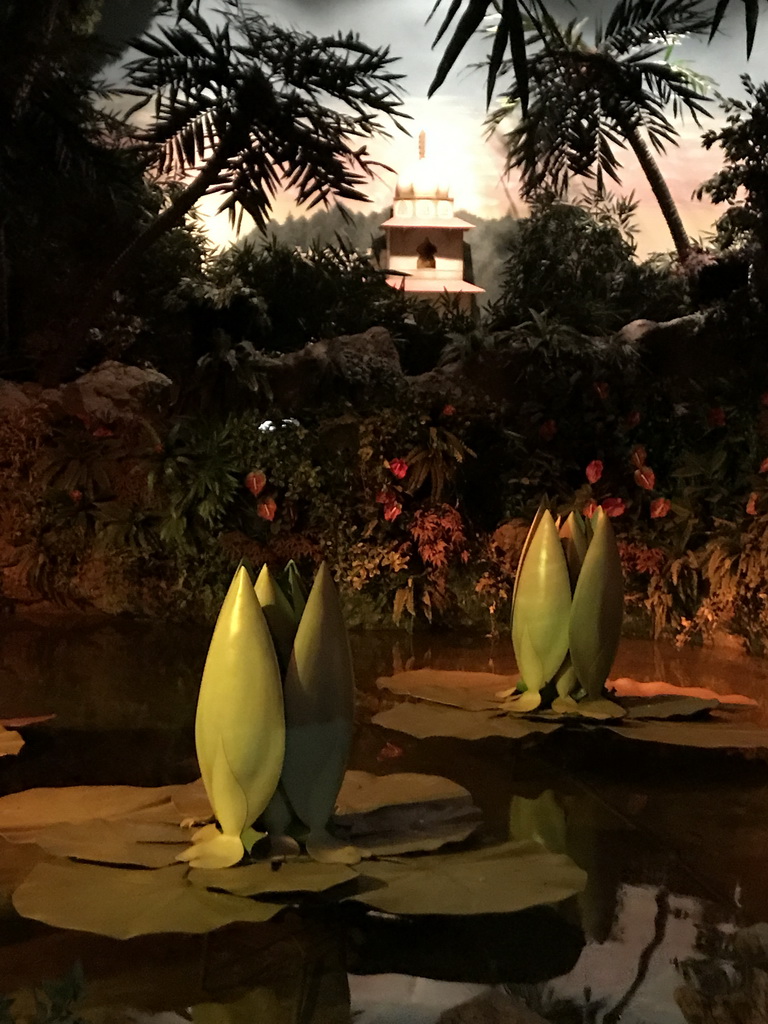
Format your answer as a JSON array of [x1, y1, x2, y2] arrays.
[[1, 617, 768, 1022]]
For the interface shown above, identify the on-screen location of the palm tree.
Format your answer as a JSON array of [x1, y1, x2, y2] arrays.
[[71, 0, 406, 345], [427, 0, 764, 113], [486, 0, 714, 263]]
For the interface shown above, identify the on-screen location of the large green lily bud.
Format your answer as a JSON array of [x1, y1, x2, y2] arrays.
[[511, 510, 572, 697], [281, 563, 357, 862], [179, 566, 285, 869], [255, 563, 298, 675], [284, 559, 307, 621], [569, 508, 624, 699], [558, 511, 588, 592]]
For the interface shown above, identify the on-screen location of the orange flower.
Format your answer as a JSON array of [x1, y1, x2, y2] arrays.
[[601, 497, 626, 517], [383, 500, 402, 522], [582, 500, 598, 519], [586, 460, 603, 484], [256, 496, 277, 521], [634, 466, 656, 491], [747, 492, 759, 516], [650, 497, 671, 519], [630, 445, 647, 468], [245, 470, 267, 497]]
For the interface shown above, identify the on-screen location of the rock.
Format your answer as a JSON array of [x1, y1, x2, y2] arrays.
[[60, 361, 172, 424]]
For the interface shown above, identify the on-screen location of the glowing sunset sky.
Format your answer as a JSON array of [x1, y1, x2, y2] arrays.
[[195, 0, 768, 257]]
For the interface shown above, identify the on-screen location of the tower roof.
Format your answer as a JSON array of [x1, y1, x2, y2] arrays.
[[394, 131, 452, 201]]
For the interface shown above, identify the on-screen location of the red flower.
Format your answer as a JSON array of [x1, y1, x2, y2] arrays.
[[582, 500, 598, 519], [389, 458, 409, 480], [634, 466, 656, 491], [256, 496, 277, 521], [376, 489, 395, 504], [624, 411, 641, 430], [92, 425, 115, 438], [650, 497, 671, 519], [594, 381, 609, 400], [759, 458, 768, 474], [747, 492, 759, 516], [630, 445, 647, 469], [245, 470, 267, 497], [383, 500, 402, 522], [539, 419, 557, 441], [442, 404, 456, 417], [586, 460, 603, 484], [69, 490, 83, 504], [601, 497, 626, 517], [707, 407, 726, 428]]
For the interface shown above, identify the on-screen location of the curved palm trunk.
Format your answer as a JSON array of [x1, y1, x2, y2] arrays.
[[621, 121, 692, 264]]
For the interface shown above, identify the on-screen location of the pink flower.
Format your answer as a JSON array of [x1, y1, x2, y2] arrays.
[[442, 404, 456, 417], [539, 419, 557, 441], [256, 496, 277, 521], [602, 497, 626, 518], [69, 490, 83, 504], [245, 471, 267, 497], [389, 458, 409, 480], [594, 381, 609, 400], [707, 407, 726, 428], [634, 466, 656, 491], [759, 458, 768, 474], [582, 500, 598, 519], [383, 500, 402, 522], [747, 492, 759, 516], [586, 460, 604, 484], [650, 497, 671, 519]]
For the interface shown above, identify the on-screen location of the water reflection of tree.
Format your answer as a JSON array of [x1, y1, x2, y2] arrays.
[[676, 923, 768, 1023]]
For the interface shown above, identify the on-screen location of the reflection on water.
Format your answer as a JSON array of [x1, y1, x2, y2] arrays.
[[1, 618, 768, 1021]]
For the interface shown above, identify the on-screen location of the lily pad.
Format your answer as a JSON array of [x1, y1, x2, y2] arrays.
[[376, 670, 517, 711], [350, 840, 586, 916], [0, 726, 23, 757], [622, 696, 720, 720], [12, 861, 285, 937], [372, 702, 561, 741], [170, 778, 213, 823], [189, 858, 357, 897], [2, 818, 193, 867], [607, 719, 768, 749], [0, 784, 187, 831], [608, 677, 757, 707], [334, 771, 481, 856], [570, 698, 626, 721]]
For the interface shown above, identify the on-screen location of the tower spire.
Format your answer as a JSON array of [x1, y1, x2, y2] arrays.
[[418, 130, 426, 160]]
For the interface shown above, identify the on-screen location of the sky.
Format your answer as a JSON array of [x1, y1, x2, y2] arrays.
[[181, 0, 768, 257]]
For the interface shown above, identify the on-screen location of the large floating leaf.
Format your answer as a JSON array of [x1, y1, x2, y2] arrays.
[[377, 669, 515, 711], [334, 771, 481, 856], [13, 861, 284, 938], [372, 702, 561, 741], [189, 859, 357, 897], [608, 677, 757, 708], [350, 841, 586, 916], [2, 819, 192, 868], [623, 697, 719, 720], [0, 784, 185, 831], [607, 720, 768, 750]]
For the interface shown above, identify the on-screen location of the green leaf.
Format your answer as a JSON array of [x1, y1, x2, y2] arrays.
[[376, 668, 515, 711], [623, 697, 719, 719], [349, 841, 586, 915], [572, 697, 626, 720], [0, 784, 188, 831], [13, 862, 284, 938], [1, 819, 192, 868], [189, 858, 357, 897], [607, 720, 768, 750], [568, 509, 623, 699]]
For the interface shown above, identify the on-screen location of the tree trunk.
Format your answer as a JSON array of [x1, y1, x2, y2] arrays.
[[622, 121, 692, 264]]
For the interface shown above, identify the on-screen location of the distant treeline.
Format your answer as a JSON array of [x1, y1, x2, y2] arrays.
[[244, 205, 519, 305]]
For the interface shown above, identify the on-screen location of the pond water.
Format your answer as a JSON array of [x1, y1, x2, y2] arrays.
[[1, 616, 768, 1023]]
